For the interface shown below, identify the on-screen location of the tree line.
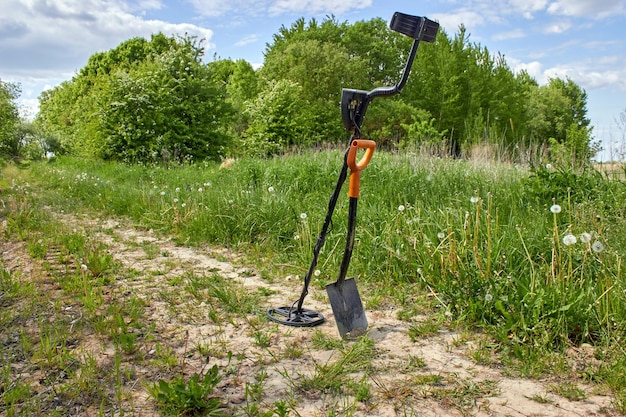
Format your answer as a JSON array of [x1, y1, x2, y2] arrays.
[[1, 16, 596, 164]]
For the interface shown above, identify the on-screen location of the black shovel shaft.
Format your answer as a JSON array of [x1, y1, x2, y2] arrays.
[[336, 197, 358, 288]]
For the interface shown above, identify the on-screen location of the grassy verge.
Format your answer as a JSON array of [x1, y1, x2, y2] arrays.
[[2, 152, 626, 414]]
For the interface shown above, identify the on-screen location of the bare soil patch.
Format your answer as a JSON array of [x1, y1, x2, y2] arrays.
[[1, 211, 619, 416]]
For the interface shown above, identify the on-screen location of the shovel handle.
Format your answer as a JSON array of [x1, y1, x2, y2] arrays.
[[347, 139, 376, 198]]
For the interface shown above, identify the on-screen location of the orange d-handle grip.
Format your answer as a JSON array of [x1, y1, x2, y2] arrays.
[[347, 139, 376, 198]]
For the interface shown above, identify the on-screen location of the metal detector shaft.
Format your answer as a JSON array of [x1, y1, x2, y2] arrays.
[[294, 149, 350, 312]]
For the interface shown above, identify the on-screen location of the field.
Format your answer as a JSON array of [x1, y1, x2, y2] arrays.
[[1, 151, 626, 416]]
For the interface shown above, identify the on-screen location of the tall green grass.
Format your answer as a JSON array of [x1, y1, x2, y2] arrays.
[[10, 153, 626, 357]]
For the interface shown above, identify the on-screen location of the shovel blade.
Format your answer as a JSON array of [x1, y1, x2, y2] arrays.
[[325, 278, 368, 339]]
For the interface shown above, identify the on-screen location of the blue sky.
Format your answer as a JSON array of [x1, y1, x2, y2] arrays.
[[2, 0, 625, 160]]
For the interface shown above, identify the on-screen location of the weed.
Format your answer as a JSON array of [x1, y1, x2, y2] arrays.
[[282, 340, 304, 359], [147, 365, 227, 416], [549, 381, 587, 401], [408, 316, 442, 341], [297, 336, 374, 394], [311, 330, 344, 351]]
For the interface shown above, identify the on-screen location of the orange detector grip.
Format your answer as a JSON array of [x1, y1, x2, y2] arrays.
[[347, 139, 376, 198]]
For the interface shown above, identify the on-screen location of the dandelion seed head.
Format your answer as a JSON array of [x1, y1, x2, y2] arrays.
[[484, 293, 493, 302], [592, 241, 605, 253], [293, 234, 300, 240], [300, 213, 307, 220], [160, 191, 166, 196], [314, 270, 321, 277], [268, 186, 275, 193], [470, 196, 480, 204], [437, 232, 445, 240], [198, 188, 203, 193], [580, 232, 592, 244], [173, 198, 179, 203], [181, 203, 186, 208], [550, 204, 561, 214], [81, 264, 88, 271], [175, 187, 180, 192], [546, 163, 552, 170], [398, 205, 405, 212], [563, 233, 577, 246]]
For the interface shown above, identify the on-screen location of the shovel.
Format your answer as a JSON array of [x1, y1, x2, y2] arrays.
[[326, 139, 376, 339]]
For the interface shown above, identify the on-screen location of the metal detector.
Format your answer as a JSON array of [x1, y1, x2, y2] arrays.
[[266, 12, 439, 334]]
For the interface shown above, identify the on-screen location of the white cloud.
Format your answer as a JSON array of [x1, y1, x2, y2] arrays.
[[268, 0, 372, 15], [509, 55, 626, 92], [506, 0, 549, 18], [547, 0, 626, 18], [235, 34, 261, 47], [186, 0, 372, 17], [1, 0, 215, 79], [431, 10, 485, 33], [185, 0, 268, 17], [493, 28, 525, 40], [543, 20, 572, 33]]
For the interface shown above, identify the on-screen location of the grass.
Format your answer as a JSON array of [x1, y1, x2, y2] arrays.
[[1, 152, 626, 414]]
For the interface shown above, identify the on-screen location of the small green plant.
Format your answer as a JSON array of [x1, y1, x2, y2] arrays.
[[311, 330, 344, 351], [549, 381, 587, 401], [148, 365, 226, 416], [408, 317, 442, 341], [82, 243, 115, 278], [297, 336, 374, 394], [27, 238, 48, 259]]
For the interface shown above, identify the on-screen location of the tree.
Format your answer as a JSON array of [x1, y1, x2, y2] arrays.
[[208, 59, 260, 136], [37, 34, 234, 163], [242, 79, 307, 157], [0, 79, 21, 159], [261, 17, 370, 143]]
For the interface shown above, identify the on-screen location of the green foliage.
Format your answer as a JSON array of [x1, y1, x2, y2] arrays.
[[148, 365, 226, 416], [33, 16, 597, 164], [522, 164, 606, 205], [0, 80, 21, 159], [38, 34, 234, 163], [242, 79, 307, 156]]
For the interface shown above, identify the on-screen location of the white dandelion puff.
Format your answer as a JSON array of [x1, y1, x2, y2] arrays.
[[592, 241, 605, 253], [550, 204, 561, 214], [470, 196, 480, 204], [580, 232, 592, 244], [398, 205, 405, 212], [300, 213, 307, 220], [562, 233, 577, 246], [484, 293, 493, 302], [437, 232, 446, 240], [314, 270, 321, 277], [268, 186, 275, 193]]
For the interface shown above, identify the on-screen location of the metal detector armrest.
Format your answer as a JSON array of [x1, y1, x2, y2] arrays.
[[390, 12, 439, 42]]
